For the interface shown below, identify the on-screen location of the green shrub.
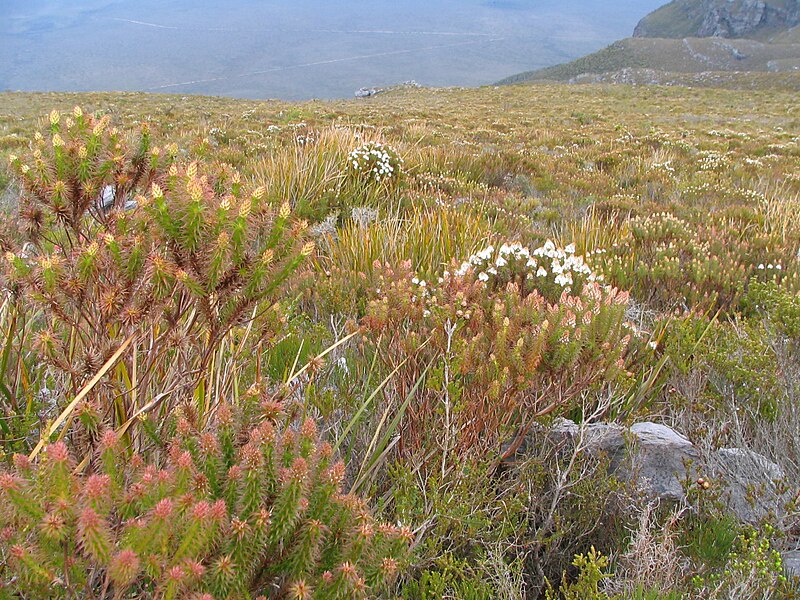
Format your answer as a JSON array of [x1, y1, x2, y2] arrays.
[[545, 547, 610, 600]]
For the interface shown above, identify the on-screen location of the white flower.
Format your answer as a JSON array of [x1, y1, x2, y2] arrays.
[[537, 267, 548, 277], [565, 243, 576, 254], [478, 272, 489, 282], [496, 257, 507, 267]]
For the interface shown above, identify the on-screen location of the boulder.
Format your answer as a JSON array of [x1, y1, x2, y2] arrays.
[[540, 419, 698, 502], [627, 422, 700, 502], [711, 447, 790, 524], [513, 420, 790, 523]]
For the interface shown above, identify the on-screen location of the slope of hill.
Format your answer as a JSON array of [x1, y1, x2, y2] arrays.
[[497, 36, 800, 88], [633, 0, 800, 40], [498, 0, 800, 90]]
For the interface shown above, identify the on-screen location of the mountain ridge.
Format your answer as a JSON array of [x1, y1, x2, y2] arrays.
[[498, 0, 800, 89], [633, 0, 800, 41]]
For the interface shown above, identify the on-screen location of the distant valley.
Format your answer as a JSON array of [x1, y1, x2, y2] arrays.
[[0, 0, 664, 100]]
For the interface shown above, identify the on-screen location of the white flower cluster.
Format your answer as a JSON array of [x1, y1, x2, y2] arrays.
[[756, 263, 783, 271], [453, 240, 599, 292], [697, 151, 729, 171], [651, 161, 675, 174], [708, 129, 750, 140], [296, 133, 316, 146], [347, 142, 403, 183]]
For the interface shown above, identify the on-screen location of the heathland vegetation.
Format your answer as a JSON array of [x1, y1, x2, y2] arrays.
[[0, 83, 798, 597]]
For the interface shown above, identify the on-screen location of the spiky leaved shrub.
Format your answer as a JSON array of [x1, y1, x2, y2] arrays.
[[8, 107, 168, 238], [1, 109, 312, 444], [0, 403, 410, 599], [362, 240, 634, 455]]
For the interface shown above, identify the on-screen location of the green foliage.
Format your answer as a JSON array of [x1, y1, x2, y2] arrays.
[[681, 513, 740, 569], [0, 82, 799, 599], [691, 525, 788, 598], [742, 280, 800, 339], [400, 556, 495, 600], [546, 547, 610, 600], [0, 406, 410, 598]]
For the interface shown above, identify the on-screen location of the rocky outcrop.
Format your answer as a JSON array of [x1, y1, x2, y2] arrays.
[[634, 0, 800, 40], [518, 419, 791, 524]]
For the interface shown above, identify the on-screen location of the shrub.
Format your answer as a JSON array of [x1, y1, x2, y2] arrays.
[[0, 404, 410, 598], [362, 240, 633, 455], [545, 547, 610, 600], [1, 110, 311, 450]]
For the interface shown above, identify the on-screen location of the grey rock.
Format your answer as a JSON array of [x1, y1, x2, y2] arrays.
[[514, 420, 789, 522], [538, 420, 698, 502], [0, 183, 19, 212], [784, 550, 800, 580], [627, 422, 700, 502], [711, 447, 789, 524], [355, 87, 380, 98], [98, 185, 137, 212]]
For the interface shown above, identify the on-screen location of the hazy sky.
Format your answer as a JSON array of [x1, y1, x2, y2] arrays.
[[0, 0, 665, 99]]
